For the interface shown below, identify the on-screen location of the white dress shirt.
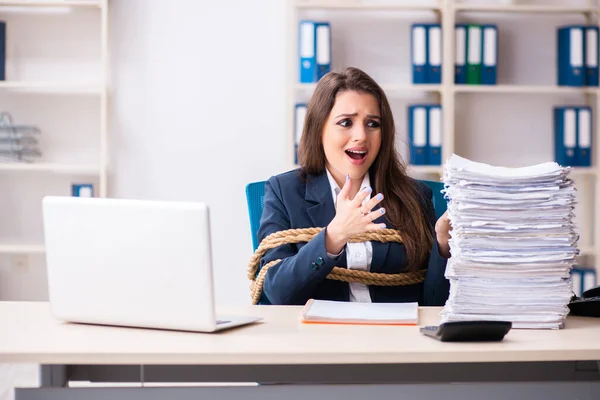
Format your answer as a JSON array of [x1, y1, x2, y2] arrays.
[[325, 168, 373, 303]]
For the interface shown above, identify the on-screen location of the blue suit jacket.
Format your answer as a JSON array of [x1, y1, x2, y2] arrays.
[[257, 169, 450, 306]]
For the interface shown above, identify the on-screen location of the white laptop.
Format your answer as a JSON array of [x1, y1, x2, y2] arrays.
[[41, 196, 262, 332]]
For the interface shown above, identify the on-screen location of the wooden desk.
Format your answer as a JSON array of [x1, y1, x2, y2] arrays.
[[2, 301, 600, 400]]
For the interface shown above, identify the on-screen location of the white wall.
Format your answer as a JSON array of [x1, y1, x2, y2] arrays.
[[108, 0, 288, 306]]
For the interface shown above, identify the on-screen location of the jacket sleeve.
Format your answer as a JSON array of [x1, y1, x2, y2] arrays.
[[256, 176, 345, 305], [421, 184, 451, 306]]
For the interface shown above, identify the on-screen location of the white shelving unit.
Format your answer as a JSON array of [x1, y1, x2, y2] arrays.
[[0, 0, 109, 254], [287, 0, 600, 277]]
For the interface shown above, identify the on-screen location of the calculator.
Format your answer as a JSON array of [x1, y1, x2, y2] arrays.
[[420, 320, 512, 342]]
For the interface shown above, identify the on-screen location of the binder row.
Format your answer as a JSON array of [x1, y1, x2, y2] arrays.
[[571, 266, 597, 297], [411, 24, 442, 84], [411, 23, 498, 85], [408, 104, 442, 166], [557, 25, 599, 87], [554, 106, 592, 167], [298, 20, 332, 83], [294, 103, 593, 169]]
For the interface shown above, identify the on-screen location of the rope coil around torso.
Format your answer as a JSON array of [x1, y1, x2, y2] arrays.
[[248, 228, 427, 305]]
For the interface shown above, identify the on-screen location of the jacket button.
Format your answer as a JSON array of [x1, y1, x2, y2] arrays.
[[311, 262, 318, 270], [316, 256, 324, 265]]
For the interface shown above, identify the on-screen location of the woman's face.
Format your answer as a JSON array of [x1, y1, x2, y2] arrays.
[[322, 90, 382, 185]]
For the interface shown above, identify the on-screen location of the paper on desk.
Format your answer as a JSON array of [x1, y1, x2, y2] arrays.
[[301, 299, 418, 325], [439, 155, 579, 330]]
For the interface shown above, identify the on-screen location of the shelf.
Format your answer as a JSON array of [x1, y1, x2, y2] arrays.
[[454, 4, 595, 14], [0, 81, 104, 95], [297, 83, 600, 95], [295, 83, 442, 93], [0, 244, 45, 254], [580, 247, 596, 256], [454, 85, 599, 95], [295, 0, 441, 11], [0, 162, 100, 174], [570, 167, 597, 177], [407, 165, 442, 174], [0, 1, 102, 8]]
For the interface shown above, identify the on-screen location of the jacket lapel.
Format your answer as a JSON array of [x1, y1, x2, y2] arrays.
[[305, 172, 336, 229]]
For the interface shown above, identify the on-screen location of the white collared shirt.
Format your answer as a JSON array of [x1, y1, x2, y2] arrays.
[[325, 168, 373, 303]]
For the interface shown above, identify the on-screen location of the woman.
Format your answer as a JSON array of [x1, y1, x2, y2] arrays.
[[256, 67, 451, 306]]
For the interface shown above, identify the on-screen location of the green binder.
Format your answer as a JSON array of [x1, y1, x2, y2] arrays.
[[466, 24, 482, 84]]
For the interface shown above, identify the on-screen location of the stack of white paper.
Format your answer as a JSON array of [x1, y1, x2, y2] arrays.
[[440, 154, 579, 329]]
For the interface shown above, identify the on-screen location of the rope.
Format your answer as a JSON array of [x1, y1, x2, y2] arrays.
[[248, 228, 426, 305]]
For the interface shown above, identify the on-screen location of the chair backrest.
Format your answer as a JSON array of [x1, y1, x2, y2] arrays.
[[245, 179, 447, 253], [424, 180, 447, 221], [245, 181, 267, 252]]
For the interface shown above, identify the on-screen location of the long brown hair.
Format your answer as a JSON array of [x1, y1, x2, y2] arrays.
[[297, 67, 434, 271]]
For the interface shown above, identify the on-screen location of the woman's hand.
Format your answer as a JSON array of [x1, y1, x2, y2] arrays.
[[435, 210, 452, 259], [325, 175, 386, 255]]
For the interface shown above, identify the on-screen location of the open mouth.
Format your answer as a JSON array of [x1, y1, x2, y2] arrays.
[[345, 149, 367, 161]]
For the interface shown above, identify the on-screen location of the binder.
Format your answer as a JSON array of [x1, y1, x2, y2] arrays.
[[72, 183, 93, 197], [576, 106, 592, 167], [455, 24, 467, 84], [427, 104, 442, 165], [585, 25, 599, 86], [299, 20, 317, 83], [411, 24, 428, 84], [572, 268, 583, 297], [408, 105, 428, 165], [481, 24, 498, 85], [427, 24, 442, 84], [553, 107, 577, 167], [572, 266, 598, 296], [315, 22, 331, 80], [557, 26, 584, 86], [0, 22, 5, 81], [466, 24, 482, 84], [583, 268, 598, 293], [294, 103, 307, 165]]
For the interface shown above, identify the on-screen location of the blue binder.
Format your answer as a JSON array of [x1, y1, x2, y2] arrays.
[[408, 105, 428, 165], [572, 266, 598, 297], [427, 24, 442, 84], [576, 106, 592, 167], [299, 20, 317, 83], [0, 22, 5, 81], [585, 25, 599, 86], [557, 25, 584, 86], [553, 106, 577, 166], [481, 24, 498, 85], [315, 22, 331, 80], [411, 24, 428, 84], [294, 103, 307, 165], [455, 24, 467, 84], [72, 183, 93, 197], [427, 104, 442, 165]]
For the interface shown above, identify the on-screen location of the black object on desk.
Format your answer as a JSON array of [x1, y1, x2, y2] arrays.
[[568, 285, 600, 318], [420, 320, 512, 342]]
